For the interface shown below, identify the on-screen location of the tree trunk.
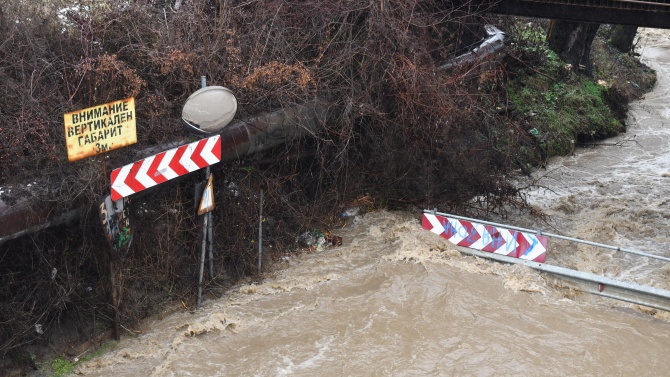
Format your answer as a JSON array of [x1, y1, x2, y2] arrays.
[[610, 25, 638, 53], [548, 21, 600, 75]]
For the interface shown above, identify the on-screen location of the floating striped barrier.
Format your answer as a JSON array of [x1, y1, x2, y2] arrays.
[[422, 212, 547, 262]]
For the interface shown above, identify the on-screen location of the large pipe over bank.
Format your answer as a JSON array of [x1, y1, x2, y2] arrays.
[[218, 102, 327, 161], [0, 101, 329, 245]]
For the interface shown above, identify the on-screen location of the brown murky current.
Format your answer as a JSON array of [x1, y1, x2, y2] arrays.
[[77, 29, 670, 376]]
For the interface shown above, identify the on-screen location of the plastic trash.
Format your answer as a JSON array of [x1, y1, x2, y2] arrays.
[[296, 230, 319, 247], [341, 206, 361, 217], [296, 229, 342, 251]]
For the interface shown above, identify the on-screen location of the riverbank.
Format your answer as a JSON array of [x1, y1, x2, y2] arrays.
[[499, 21, 656, 169]]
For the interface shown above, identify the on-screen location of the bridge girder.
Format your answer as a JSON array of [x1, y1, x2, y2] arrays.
[[493, 0, 670, 29]]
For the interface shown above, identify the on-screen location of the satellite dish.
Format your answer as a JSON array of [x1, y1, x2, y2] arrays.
[[182, 86, 237, 134]]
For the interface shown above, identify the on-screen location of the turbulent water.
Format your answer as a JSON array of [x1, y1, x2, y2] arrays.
[[76, 29, 670, 376], [518, 28, 670, 288]]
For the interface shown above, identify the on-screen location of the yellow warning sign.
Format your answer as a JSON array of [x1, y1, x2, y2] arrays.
[[198, 174, 215, 215], [64, 97, 137, 162]]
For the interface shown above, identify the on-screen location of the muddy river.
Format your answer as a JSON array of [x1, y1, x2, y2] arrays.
[[75, 29, 670, 376]]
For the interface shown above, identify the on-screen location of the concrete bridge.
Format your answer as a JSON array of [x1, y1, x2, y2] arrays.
[[493, 0, 670, 29]]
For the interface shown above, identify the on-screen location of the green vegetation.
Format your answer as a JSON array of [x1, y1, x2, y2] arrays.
[[48, 342, 113, 376], [500, 20, 655, 159], [51, 357, 75, 377], [507, 73, 620, 155]]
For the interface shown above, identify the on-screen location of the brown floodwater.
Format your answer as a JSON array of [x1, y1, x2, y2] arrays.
[[75, 29, 670, 377]]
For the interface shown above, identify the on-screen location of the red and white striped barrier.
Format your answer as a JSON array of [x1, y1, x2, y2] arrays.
[[422, 213, 547, 262], [111, 135, 221, 200]]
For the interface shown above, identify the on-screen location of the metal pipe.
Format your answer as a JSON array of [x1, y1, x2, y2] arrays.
[[439, 25, 506, 70], [218, 102, 328, 162], [0, 101, 330, 246], [0, 205, 84, 245], [425, 209, 670, 263]]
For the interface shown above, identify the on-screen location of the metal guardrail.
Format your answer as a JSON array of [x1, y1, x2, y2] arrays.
[[425, 210, 670, 263], [424, 209, 670, 311], [460, 247, 670, 312]]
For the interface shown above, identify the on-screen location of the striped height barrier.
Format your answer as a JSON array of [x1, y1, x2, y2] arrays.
[[111, 135, 221, 200], [422, 212, 548, 263]]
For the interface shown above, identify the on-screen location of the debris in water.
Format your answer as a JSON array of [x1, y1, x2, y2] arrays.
[[296, 229, 342, 251]]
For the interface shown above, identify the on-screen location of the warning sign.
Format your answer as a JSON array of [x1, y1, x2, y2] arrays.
[[198, 174, 215, 215], [64, 97, 137, 162]]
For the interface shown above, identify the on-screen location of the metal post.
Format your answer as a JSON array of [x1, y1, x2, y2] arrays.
[[208, 207, 214, 279], [258, 190, 263, 274], [197, 212, 207, 309], [110, 261, 121, 340], [197, 75, 209, 308], [206, 164, 214, 279]]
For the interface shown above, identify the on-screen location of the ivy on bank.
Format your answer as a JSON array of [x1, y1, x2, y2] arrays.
[[499, 21, 656, 161]]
